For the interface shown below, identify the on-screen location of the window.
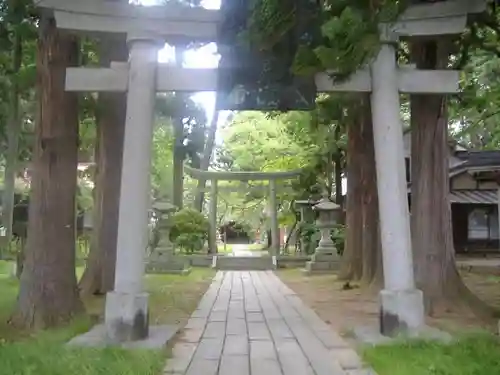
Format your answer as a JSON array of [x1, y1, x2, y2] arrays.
[[467, 207, 499, 240]]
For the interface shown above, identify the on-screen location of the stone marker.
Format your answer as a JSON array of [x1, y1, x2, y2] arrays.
[[303, 194, 341, 274], [146, 201, 191, 275]]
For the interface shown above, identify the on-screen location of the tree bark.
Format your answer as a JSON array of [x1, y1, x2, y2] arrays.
[[193, 110, 220, 212], [410, 39, 494, 317], [10, 16, 83, 329], [79, 34, 127, 296], [359, 97, 383, 287], [339, 97, 382, 285], [339, 103, 364, 281], [333, 126, 343, 209], [2, 29, 22, 244]]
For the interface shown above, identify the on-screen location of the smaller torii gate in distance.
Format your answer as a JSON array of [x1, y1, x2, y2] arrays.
[[37, 0, 485, 344], [184, 165, 302, 256]]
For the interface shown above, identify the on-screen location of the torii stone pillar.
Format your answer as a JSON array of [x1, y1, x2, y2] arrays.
[[209, 179, 218, 253], [370, 30, 424, 336], [269, 180, 280, 256], [104, 35, 162, 342]]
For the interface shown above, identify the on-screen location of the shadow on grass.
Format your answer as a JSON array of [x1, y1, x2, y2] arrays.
[[0, 262, 215, 375]]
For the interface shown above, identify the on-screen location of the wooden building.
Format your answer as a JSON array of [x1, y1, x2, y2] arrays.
[[404, 133, 500, 253]]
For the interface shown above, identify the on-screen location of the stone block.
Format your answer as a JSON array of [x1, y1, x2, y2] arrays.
[[67, 323, 177, 349], [219, 355, 250, 375], [302, 258, 340, 275], [223, 335, 249, 355], [104, 291, 149, 342], [379, 288, 424, 337], [164, 342, 198, 373]]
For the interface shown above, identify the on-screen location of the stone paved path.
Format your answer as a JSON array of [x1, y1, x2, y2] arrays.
[[164, 271, 375, 375]]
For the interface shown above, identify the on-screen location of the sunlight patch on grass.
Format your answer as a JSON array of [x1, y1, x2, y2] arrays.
[[363, 335, 500, 375]]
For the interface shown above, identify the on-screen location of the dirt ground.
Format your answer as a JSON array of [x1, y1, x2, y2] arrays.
[[277, 268, 500, 336]]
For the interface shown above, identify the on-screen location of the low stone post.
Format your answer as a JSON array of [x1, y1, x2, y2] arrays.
[[303, 195, 341, 274]]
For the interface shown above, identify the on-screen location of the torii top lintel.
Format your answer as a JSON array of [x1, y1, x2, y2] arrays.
[[37, 0, 485, 42], [183, 165, 303, 182]]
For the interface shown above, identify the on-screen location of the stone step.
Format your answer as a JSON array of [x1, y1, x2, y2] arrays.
[[216, 256, 274, 270]]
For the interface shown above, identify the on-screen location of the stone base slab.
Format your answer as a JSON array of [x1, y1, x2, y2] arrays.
[[379, 288, 425, 337], [353, 324, 453, 346], [302, 258, 340, 275], [146, 263, 192, 275], [67, 324, 178, 349], [105, 291, 149, 342]]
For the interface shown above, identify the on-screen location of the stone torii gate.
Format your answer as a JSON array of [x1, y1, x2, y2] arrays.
[[184, 165, 302, 255], [37, 0, 485, 344]]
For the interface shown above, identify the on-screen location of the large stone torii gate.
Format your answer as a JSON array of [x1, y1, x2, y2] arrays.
[[37, 0, 485, 344], [184, 165, 302, 255]]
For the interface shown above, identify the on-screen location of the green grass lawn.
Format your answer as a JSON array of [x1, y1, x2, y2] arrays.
[[0, 261, 215, 375], [363, 335, 500, 375]]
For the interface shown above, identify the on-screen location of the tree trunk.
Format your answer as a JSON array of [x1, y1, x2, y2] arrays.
[[11, 16, 83, 329], [193, 110, 220, 212], [359, 97, 383, 287], [333, 125, 343, 209], [339, 104, 364, 281], [2, 30, 22, 244], [79, 34, 127, 296], [410, 39, 494, 317], [339, 97, 382, 285]]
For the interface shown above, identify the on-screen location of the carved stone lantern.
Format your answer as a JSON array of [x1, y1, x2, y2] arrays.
[[146, 201, 191, 275], [303, 194, 341, 274]]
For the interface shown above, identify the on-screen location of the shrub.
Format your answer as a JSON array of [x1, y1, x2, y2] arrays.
[[170, 208, 210, 253]]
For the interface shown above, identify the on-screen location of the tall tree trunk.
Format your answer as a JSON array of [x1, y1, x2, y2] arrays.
[[339, 105, 364, 281], [11, 16, 83, 328], [359, 97, 383, 287], [339, 97, 382, 285], [2, 30, 22, 244], [79, 34, 127, 296], [410, 39, 493, 317], [193, 110, 220, 212], [333, 126, 343, 209]]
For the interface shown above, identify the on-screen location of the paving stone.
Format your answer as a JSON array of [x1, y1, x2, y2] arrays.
[[275, 339, 315, 375], [203, 321, 226, 339], [246, 312, 265, 322], [219, 355, 249, 375], [180, 328, 203, 343], [315, 330, 350, 349], [226, 319, 247, 335], [248, 322, 272, 341], [223, 335, 248, 356], [250, 358, 282, 375], [185, 317, 207, 330], [209, 311, 227, 322], [332, 348, 364, 370], [195, 338, 224, 360], [267, 319, 294, 340], [185, 358, 219, 375], [163, 342, 197, 374], [250, 340, 276, 359]]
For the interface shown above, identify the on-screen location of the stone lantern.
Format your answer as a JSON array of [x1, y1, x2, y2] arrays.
[[146, 201, 191, 275], [303, 195, 341, 274]]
